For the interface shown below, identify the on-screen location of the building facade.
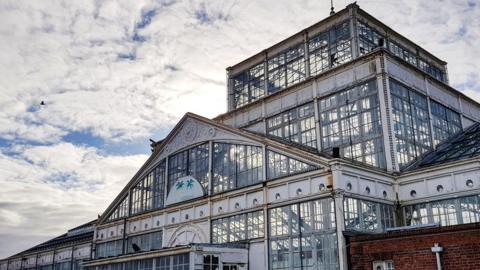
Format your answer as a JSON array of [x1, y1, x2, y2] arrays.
[[2, 3, 480, 270]]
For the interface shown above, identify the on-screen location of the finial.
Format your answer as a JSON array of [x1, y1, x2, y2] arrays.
[[330, 0, 335, 15]]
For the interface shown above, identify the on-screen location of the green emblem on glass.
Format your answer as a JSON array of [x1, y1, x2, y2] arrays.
[[176, 180, 184, 190]]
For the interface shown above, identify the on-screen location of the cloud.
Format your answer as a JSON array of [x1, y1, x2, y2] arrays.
[[0, 0, 475, 145], [0, 142, 147, 257]]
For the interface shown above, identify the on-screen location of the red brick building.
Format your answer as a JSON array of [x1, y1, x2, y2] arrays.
[[348, 222, 480, 270]]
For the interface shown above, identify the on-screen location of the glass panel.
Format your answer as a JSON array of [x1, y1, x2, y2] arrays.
[[155, 255, 170, 270], [319, 80, 385, 168], [247, 211, 265, 239], [430, 100, 462, 146], [95, 239, 123, 259], [309, 21, 352, 77], [107, 195, 129, 221], [231, 20, 355, 109], [389, 41, 417, 66], [267, 43, 307, 94], [269, 198, 338, 270], [267, 151, 317, 179], [212, 143, 263, 193], [309, 31, 330, 76], [172, 253, 189, 270], [388, 40, 446, 82], [404, 203, 429, 226], [233, 62, 265, 109], [168, 143, 209, 193], [143, 172, 154, 212], [343, 197, 395, 233], [267, 103, 317, 148], [357, 20, 385, 55], [271, 238, 290, 270], [127, 231, 162, 253], [270, 206, 291, 237], [202, 255, 220, 270], [404, 195, 480, 227], [188, 143, 210, 189], [417, 123, 480, 167], [54, 262, 71, 270], [211, 217, 228, 244], [316, 233, 339, 270], [211, 210, 264, 243], [168, 150, 188, 190], [154, 162, 166, 209], [131, 180, 143, 215], [139, 259, 153, 270], [130, 161, 166, 216], [390, 79, 432, 167]]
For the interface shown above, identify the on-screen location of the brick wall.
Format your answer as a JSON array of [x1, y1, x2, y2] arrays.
[[348, 222, 480, 270]]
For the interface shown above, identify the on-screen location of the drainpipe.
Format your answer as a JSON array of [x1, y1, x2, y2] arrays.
[[431, 243, 443, 270]]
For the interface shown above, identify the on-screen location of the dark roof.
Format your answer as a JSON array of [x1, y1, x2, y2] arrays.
[[408, 122, 480, 170], [67, 219, 96, 233], [6, 221, 95, 259]]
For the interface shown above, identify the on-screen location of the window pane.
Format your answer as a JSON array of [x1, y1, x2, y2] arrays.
[[130, 161, 167, 216], [267, 103, 317, 148], [212, 143, 263, 193], [168, 143, 209, 193], [344, 197, 395, 233], [357, 20, 385, 55], [127, 231, 162, 253], [430, 100, 462, 146], [404, 195, 480, 227], [211, 211, 264, 243], [269, 198, 338, 270], [390, 79, 432, 167], [267, 151, 317, 179], [309, 21, 352, 77], [232, 63, 265, 109], [319, 80, 385, 168]]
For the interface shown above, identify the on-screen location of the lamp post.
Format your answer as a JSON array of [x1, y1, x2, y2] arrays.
[[431, 243, 443, 270]]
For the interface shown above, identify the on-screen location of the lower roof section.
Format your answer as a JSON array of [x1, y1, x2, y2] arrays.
[[408, 122, 480, 170], [4, 220, 96, 260], [83, 243, 248, 267]]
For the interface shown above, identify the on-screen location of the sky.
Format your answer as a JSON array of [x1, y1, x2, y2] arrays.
[[0, 0, 479, 259]]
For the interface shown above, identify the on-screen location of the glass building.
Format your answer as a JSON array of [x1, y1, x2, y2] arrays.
[[2, 3, 480, 270]]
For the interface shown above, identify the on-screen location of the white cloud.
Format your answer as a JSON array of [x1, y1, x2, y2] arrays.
[[0, 0, 478, 144], [0, 143, 147, 257]]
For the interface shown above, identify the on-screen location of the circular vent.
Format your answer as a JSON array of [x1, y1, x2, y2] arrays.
[[346, 183, 352, 191], [319, 183, 326, 191], [466, 179, 474, 188]]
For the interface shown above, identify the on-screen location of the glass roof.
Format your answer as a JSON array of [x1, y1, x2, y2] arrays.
[[410, 122, 480, 169]]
